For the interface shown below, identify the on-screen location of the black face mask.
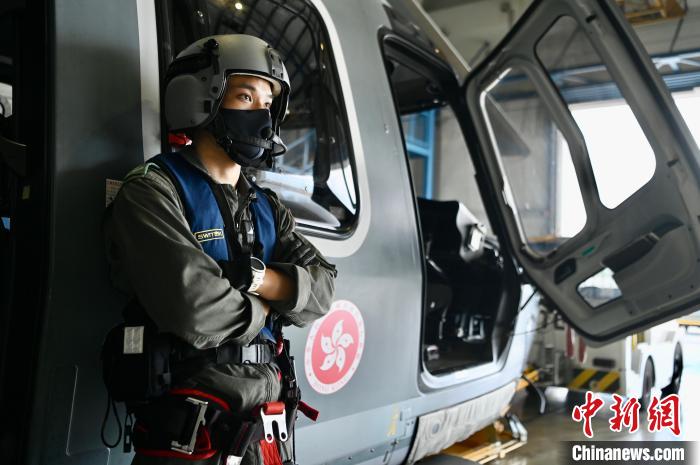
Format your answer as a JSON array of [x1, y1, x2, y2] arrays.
[[213, 108, 275, 166]]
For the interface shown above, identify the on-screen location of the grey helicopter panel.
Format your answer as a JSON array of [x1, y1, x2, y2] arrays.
[[32, 1, 146, 464]]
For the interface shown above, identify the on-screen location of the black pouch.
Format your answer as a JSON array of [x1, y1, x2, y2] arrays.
[[101, 321, 173, 402]]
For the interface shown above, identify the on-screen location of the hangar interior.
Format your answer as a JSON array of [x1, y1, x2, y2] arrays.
[[1, 1, 699, 464]]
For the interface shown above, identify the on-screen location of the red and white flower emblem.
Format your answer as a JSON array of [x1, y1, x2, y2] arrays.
[[320, 320, 354, 371], [305, 300, 365, 394]]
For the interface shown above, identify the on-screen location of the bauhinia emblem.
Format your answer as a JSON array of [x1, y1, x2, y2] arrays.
[[304, 300, 365, 394]]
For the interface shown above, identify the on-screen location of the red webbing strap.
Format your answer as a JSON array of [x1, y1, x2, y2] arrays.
[[169, 132, 191, 147], [261, 401, 285, 415], [298, 401, 319, 422], [259, 439, 283, 465], [133, 389, 230, 460]]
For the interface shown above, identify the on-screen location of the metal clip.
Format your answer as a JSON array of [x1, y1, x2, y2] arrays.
[[260, 404, 288, 443], [171, 397, 208, 454], [226, 456, 243, 465]]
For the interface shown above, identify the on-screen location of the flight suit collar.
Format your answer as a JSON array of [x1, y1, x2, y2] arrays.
[[179, 145, 253, 199]]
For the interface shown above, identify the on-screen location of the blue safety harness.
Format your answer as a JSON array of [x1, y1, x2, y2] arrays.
[[151, 152, 278, 340]]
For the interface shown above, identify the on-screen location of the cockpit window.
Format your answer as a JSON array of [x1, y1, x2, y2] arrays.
[[156, 0, 358, 234]]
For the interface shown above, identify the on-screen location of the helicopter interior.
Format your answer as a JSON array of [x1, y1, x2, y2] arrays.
[[382, 42, 516, 375]]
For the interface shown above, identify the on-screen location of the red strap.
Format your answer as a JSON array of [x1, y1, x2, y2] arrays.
[[261, 401, 285, 415], [276, 337, 284, 356], [298, 401, 319, 422], [259, 439, 283, 465], [133, 390, 225, 461], [168, 132, 190, 147], [577, 333, 587, 364]]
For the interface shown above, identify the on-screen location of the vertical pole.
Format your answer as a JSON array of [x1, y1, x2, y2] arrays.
[[424, 109, 436, 199]]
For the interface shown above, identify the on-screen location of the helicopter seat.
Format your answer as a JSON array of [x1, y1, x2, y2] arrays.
[[417, 198, 491, 352]]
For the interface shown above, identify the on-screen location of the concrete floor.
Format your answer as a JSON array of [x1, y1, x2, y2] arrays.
[[490, 330, 700, 465]]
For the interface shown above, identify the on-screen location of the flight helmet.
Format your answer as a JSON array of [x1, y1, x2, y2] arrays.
[[164, 34, 290, 167]]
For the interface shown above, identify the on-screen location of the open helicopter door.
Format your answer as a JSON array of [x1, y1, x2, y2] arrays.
[[462, 0, 700, 343]]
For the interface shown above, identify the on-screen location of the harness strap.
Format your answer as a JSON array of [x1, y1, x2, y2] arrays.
[[120, 338, 316, 462], [260, 440, 284, 465], [207, 180, 246, 258], [132, 389, 264, 462], [113, 301, 276, 389]]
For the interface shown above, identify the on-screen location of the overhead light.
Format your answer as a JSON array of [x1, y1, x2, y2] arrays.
[[234, 2, 243, 10]]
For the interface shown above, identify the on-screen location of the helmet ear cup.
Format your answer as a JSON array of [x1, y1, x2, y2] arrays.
[[165, 74, 213, 131]]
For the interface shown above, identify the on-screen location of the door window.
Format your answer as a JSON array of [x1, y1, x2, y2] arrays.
[[577, 267, 621, 308], [481, 66, 586, 255], [536, 16, 657, 210]]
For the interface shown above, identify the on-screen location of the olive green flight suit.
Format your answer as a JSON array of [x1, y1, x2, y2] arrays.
[[103, 148, 337, 465]]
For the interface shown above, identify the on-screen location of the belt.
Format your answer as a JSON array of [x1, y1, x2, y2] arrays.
[[169, 341, 276, 383], [240, 343, 275, 364]]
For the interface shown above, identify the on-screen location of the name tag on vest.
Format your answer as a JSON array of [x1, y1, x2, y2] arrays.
[[194, 229, 225, 243]]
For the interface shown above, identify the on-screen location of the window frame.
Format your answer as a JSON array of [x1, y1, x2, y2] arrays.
[[379, 31, 518, 384]]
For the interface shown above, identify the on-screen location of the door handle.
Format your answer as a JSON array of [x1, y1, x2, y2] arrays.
[[602, 221, 682, 273]]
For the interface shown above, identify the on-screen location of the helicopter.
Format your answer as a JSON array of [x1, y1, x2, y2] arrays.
[[2, 0, 700, 464]]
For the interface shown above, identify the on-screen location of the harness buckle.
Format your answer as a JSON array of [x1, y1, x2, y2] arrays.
[[226, 456, 244, 465], [170, 397, 208, 454], [260, 402, 288, 443]]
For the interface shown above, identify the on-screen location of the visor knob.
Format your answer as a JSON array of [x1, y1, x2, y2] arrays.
[[204, 38, 219, 50]]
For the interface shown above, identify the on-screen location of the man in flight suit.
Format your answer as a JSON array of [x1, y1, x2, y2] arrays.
[[103, 34, 336, 465]]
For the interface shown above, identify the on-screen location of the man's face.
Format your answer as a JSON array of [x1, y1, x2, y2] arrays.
[[220, 74, 274, 111]]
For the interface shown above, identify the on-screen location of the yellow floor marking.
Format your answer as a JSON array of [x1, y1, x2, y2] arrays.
[[595, 370, 620, 392], [568, 368, 597, 389]]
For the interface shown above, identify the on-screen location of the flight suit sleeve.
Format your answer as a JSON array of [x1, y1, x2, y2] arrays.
[[264, 189, 338, 328], [103, 167, 267, 350]]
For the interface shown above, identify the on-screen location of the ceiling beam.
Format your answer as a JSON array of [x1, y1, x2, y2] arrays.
[[422, 0, 486, 13]]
